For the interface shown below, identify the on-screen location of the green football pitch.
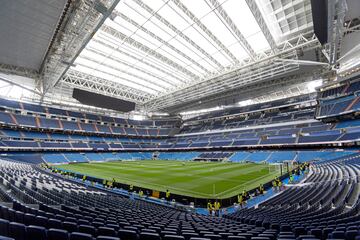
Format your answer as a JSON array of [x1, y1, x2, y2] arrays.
[[56, 160, 280, 199]]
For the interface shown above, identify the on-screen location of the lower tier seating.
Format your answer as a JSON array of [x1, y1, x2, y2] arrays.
[[0, 152, 359, 239], [224, 154, 360, 239]]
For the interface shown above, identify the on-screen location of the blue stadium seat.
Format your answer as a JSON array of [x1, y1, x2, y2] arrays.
[[26, 225, 47, 240], [0, 236, 14, 240], [79, 225, 96, 236], [8, 222, 26, 240], [63, 221, 78, 233], [98, 227, 117, 237], [140, 232, 161, 240], [0, 219, 9, 237], [97, 236, 120, 240], [48, 228, 69, 240], [70, 232, 93, 240], [118, 229, 138, 240]]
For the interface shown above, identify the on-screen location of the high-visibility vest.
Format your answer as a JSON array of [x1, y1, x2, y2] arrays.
[[207, 202, 213, 210], [238, 195, 243, 203], [214, 202, 220, 210], [166, 191, 170, 198]]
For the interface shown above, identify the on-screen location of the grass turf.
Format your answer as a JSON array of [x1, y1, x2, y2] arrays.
[[56, 160, 280, 199]]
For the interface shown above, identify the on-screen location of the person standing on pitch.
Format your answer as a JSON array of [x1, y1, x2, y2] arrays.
[[207, 200, 213, 216], [238, 194, 244, 208], [166, 189, 171, 202], [214, 200, 221, 217]]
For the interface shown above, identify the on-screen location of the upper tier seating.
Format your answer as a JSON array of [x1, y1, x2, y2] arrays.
[[188, 94, 315, 122], [320, 76, 360, 99], [0, 98, 178, 137], [181, 108, 316, 133], [1, 94, 360, 151], [317, 76, 360, 118]]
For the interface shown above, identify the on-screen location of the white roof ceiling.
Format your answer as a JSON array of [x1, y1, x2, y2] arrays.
[[65, 0, 314, 111], [71, 0, 313, 96]]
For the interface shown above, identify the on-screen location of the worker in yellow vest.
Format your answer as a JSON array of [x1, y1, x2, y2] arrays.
[[103, 179, 107, 188], [259, 184, 265, 195], [238, 194, 244, 208], [166, 189, 171, 202], [207, 201, 213, 216], [214, 200, 221, 217], [139, 189, 143, 198]]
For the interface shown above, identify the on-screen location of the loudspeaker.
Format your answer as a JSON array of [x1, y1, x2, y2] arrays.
[[311, 0, 328, 45]]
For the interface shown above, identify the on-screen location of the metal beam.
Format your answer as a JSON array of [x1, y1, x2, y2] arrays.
[[146, 61, 300, 111], [144, 33, 320, 111], [112, 10, 211, 74], [0, 63, 40, 80], [62, 70, 154, 103], [245, 0, 278, 52], [101, 25, 199, 80], [167, 72, 321, 114], [132, 0, 223, 69], [171, 0, 240, 63], [207, 0, 256, 59], [275, 58, 330, 66], [41, 0, 121, 98], [0, 76, 42, 96], [326, 0, 347, 65]]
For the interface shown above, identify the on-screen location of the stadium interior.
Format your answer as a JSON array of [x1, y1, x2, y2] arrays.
[[1, 0, 360, 239]]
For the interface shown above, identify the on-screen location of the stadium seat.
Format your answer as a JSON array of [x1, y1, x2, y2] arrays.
[[48, 228, 69, 240], [8, 222, 26, 240], [23, 213, 35, 226], [63, 221, 78, 233], [97, 237, 120, 240], [79, 225, 96, 236], [98, 227, 117, 237], [260, 234, 275, 240], [164, 235, 185, 240], [203, 234, 221, 240], [14, 211, 24, 223], [189, 238, 212, 240], [345, 230, 358, 240], [183, 233, 200, 240], [309, 229, 321, 239], [26, 225, 47, 240], [35, 215, 48, 228], [0, 219, 9, 237], [70, 232, 94, 240], [0, 236, 14, 240], [48, 218, 63, 229], [227, 237, 247, 240], [296, 235, 316, 240], [330, 231, 345, 239], [118, 229, 138, 240], [140, 232, 161, 240]]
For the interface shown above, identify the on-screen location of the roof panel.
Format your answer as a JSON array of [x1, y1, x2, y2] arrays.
[[0, 0, 67, 70]]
